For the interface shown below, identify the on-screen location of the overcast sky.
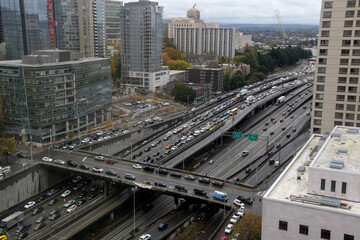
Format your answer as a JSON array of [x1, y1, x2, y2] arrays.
[[124, 0, 322, 25]]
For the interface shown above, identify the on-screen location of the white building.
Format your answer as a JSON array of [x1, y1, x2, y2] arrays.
[[235, 31, 252, 49], [262, 126, 360, 240], [128, 70, 169, 92]]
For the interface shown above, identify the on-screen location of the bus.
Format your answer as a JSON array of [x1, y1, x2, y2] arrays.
[[230, 108, 238, 115]]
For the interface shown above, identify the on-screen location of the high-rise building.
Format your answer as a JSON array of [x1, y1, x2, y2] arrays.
[[312, 0, 360, 134], [174, 27, 236, 58], [0, 0, 52, 60], [262, 126, 359, 240], [105, 0, 123, 45], [185, 68, 224, 92], [0, 50, 112, 143], [120, 0, 169, 92]]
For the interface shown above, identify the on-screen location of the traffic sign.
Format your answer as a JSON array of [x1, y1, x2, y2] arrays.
[[232, 132, 243, 139], [248, 134, 258, 141]]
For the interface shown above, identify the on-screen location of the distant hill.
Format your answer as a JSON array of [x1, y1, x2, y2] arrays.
[[220, 23, 318, 31]]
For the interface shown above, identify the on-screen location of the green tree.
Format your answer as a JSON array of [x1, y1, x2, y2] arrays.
[[0, 137, 16, 164], [171, 82, 194, 104], [111, 54, 121, 84], [163, 38, 176, 49], [233, 213, 261, 240], [168, 60, 191, 70]]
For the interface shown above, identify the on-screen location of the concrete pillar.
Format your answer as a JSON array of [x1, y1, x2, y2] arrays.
[[101, 109, 104, 123], [174, 196, 179, 210], [52, 124, 56, 142], [86, 115, 89, 131], [104, 181, 110, 198], [94, 111, 97, 127], [109, 211, 114, 221], [77, 118, 80, 134], [66, 121, 70, 132]]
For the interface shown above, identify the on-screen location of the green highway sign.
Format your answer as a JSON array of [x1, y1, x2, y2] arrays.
[[248, 133, 258, 141], [232, 132, 243, 139]]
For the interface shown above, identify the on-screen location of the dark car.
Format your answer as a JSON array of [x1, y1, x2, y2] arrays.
[[49, 208, 60, 216], [158, 168, 168, 175], [158, 223, 168, 231], [194, 188, 207, 196], [143, 166, 155, 172], [143, 203, 153, 212], [143, 156, 151, 162], [35, 216, 47, 224], [78, 191, 87, 198], [67, 160, 77, 167], [34, 222, 46, 231], [282, 127, 286, 130], [276, 144, 282, 148], [269, 159, 275, 164], [87, 193, 97, 200], [48, 198, 58, 206], [163, 136, 169, 141], [286, 133, 291, 138], [15, 224, 31, 234], [105, 169, 117, 176], [16, 152, 27, 158], [212, 181, 224, 187], [144, 146, 151, 152], [245, 168, 251, 173], [270, 131, 274, 135], [170, 172, 182, 178], [78, 200, 86, 206], [125, 173, 136, 180], [175, 185, 187, 192], [136, 151, 143, 156], [17, 231, 29, 239], [292, 128, 297, 132], [199, 178, 210, 184], [46, 189, 58, 197], [153, 151, 160, 156], [37, 195, 47, 203], [164, 149, 171, 155], [237, 195, 254, 205], [154, 181, 166, 187], [49, 212, 61, 221], [79, 164, 90, 170]]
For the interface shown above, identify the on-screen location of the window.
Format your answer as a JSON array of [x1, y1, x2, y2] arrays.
[[355, 30, 360, 37], [338, 86, 346, 92], [343, 30, 352, 37], [353, 49, 360, 56], [321, 179, 326, 190], [331, 180, 336, 192], [315, 102, 323, 109], [348, 86, 357, 93], [321, 229, 331, 239], [348, 95, 356, 102], [324, 1, 333, 8], [299, 225, 309, 235], [339, 68, 348, 74], [350, 68, 359, 75], [357, 20, 360, 27], [321, 40, 329, 46], [319, 58, 327, 65], [342, 40, 351, 46], [349, 77, 358, 84], [342, 182, 347, 194], [313, 128, 321, 134], [338, 77, 347, 83], [315, 111, 323, 117], [336, 104, 344, 110], [346, 113, 355, 120], [347, 104, 355, 111], [316, 85, 325, 91], [351, 58, 360, 65], [314, 119, 322, 126], [322, 31, 330, 37], [337, 95, 345, 101], [346, 10, 355, 17], [324, 11, 332, 18], [316, 94, 324, 100], [317, 76, 325, 82], [345, 122, 354, 127], [279, 221, 288, 231], [318, 67, 326, 74], [320, 49, 328, 56], [335, 112, 344, 119], [340, 59, 349, 65], [344, 234, 354, 240], [335, 121, 343, 126], [341, 49, 350, 56], [347, 0, 356, 7], [344, 20, 353, 27], [323, 21, 331, 28]]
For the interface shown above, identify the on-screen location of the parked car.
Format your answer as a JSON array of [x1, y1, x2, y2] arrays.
[[15, 224, 31, 234], [79, 164, 90, 170], [17, 152, 27, 158], [132, 164, 142, 169], [233, 199, 245, 207], [224, 224, 233, 234], [242, 151, 249, 157], [67, 205, 77, 213], [42, 156, 53, 162], [54, 159, 65, 165]]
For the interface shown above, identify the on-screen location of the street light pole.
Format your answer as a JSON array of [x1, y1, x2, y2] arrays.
[[132, 187, 137, 235]]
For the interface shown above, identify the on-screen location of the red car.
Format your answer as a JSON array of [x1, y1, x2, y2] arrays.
[[106, 159, 115, 164], [279, 118, 284, 122], [221, 237, 228, 240], [166, 144, 172, 149]]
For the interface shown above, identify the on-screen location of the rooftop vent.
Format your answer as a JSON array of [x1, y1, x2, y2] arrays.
[[297, 166, 305, 172], [331, 132, 342, 138], [347, 128, 359, 134], [321, 197, 341, 208], [330, 160, 344, 169], [338, 148, 348, 154]]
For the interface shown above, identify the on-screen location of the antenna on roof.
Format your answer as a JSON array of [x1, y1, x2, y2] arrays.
[[193, 3, 196, 8]]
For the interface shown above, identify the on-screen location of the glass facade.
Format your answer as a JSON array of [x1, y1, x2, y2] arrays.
[[105, 0, 122, 44]]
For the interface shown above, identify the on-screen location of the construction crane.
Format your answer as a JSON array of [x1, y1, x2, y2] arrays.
[[275, 10, 286, 48]]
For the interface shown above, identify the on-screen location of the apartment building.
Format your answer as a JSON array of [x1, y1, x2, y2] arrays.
[[262, 126, 359, 240], [105, 0, 123, 45], [312, 0, 360, 134], [185, 68, 224, 92]]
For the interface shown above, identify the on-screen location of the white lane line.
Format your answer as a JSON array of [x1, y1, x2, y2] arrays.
[[82, 157, 87, 162]]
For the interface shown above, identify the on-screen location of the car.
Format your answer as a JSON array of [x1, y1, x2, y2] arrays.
[[209, 159, 214, 164], [67, 160, 77, 167], [154, 181, 166, 187], [95, 156, 105, 161], [276, 144, 282, 148], [220, 236, 228, 240], [199, 178, 210, 184], [67, 205, 77, 213], [171, 146, 178, 151], [36, 195, 47, 203], [263, 127, 267, 131], [286, 133, 291, 138], [230, 214, 239, 224], [153, 151, 160, 156], [42, 156, 53, 162], [78, 191, 87, 198], [245, 168, 251, 173], [105, 169, 117, 176], [164, 149, 171, 155], [292, 128, 296, 132], [212, 181, 224, 187], [92, 167, 104, 173], [49, 208, 60, 216], [163, 136, 169, 141], [282, 127, 286, 130], [54, 159, 65, 165], [136, 151, 143, 156], [279, 118, 284, 122], [237, 195, 254, 205], [158, 168, 168, 175], [269, 159, 275, 164], [143, 156, 151, 162], [87, 193, 97, 200], [270, 131, 274, 135], [17, 152, 27, 158], [106, 159, 115, 164], [233, 199, 245, 207], [175, 185, 187, 192], [32, 206, 44, 215], [79, 163, 90, 170], [133, 164, 142, 169], [165, 144, 172, 149], [33, 222, 46, 231], [144, 146, 151, 152], [242, 151, 249, 157], [194, 188, 207, 196], [16, 224, 31, 234], [224, 224, 233, 234], [290, 115, 294, 119], [78, 199, 87, 206], [170, 172, 182, 178], [49, 212, 61, 221], [303, 105, 307, 109], [17, 232, 29, 239], [61, 190, 71, 198], [63, 200, 76, 208], [139, 234, 151, 240], [125, 173, 136, 180], [184, 175, 195, 180], [143, 166, 155, 172], [46, 189, 58, 197], [24, 201, 35, 209], [48, 198, 58, 206], [264, 122, 269, 126], [35, 215, 47, 224], [158, 223, 168, 230]]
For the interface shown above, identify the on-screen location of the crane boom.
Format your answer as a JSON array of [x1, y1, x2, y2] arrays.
[[275, 10, 286, 47]]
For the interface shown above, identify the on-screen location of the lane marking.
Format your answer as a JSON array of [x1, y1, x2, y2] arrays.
[[82, 157, 87, 162]]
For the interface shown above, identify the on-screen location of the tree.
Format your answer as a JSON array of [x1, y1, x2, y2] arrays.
[[164, 47, 185, 61], [111, 54, 121, 84], [168, 60, 191, 70], [171, 82, 194, 104], [232, 213, 261, 240], [0, 137, 16, 164], [163, 38, 176, 49]]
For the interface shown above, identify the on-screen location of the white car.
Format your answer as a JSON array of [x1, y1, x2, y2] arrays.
[[67, 205, 77, 213], [92, 167, 103, 173], [139, 234, 151, 240], [224, 223, 233, 234], [233, 199, 245, 207], [61, 190, 71, 198], [63, 200, 76, 208], [42, 157, 53, 162], [54, 159, 65, 165], [97, 131, 103, 136], [237, 207, 245, 217], [230, 214, 240, 224], [171, 146, 178, 151], [132, 164, 142, 169], [24, 201, 35, 209], [122, 130, 129, 134]]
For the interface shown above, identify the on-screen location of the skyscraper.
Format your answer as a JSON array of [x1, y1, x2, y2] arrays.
[[312, 0, 360, 134], [105, 0, 123, 45], [120, 0, 169, 92]]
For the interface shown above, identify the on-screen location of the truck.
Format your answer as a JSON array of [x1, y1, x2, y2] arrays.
[[0, 211, 24, 230], [213, 191, 229, 202], [239, 89, 248, 96], [245, 96, 255, 106], [276, 96, 285, 105]]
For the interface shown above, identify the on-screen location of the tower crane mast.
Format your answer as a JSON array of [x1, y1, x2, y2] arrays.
[[275, 10, 286, 48]]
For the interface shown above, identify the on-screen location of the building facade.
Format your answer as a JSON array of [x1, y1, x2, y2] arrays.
[[235, 31, 252, 49], [185, 68, 224, 92], [120, 0, 169, 92], [312, 0, 360, 134], [105, 0, 123, 45], [0, 50, 112, 143], [174, 27, 236, 59], [262, 126, 360, 240]]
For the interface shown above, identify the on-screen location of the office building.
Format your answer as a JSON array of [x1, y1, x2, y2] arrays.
[[185, 68, 224, 92], [312, 0, 360, 134], [174, 27, 236, 58], [235, 31, 252, 49], [262, 126, 359, 240], [105, 0, 123, 45], [0, 50, 112, 143], [120, 0, 169, 92]]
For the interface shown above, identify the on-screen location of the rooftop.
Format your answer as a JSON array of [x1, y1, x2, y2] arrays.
[[265, 126, 360, 215]]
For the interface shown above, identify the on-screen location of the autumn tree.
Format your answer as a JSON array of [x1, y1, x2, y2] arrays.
[[168, 60, 191, 70], [0, 100, 16, 163], [232, 213, 261, 240]]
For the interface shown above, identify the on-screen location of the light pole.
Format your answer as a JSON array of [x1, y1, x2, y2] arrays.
[[132, 187, 137, 235]]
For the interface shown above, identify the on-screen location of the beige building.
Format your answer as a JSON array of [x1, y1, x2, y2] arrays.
[[235, 31, 252, 49], [312, 0, 360, 134]]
